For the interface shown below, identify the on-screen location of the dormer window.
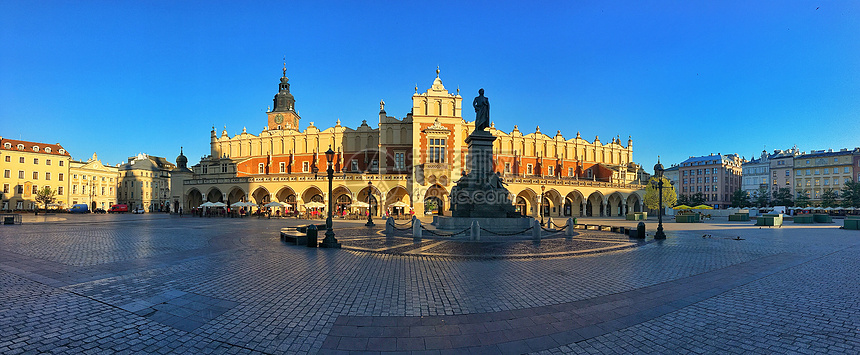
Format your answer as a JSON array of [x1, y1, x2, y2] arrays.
[[58, 149, 65, 154], [45, 147, 51, 153], [3, 143, 10, 149], [33, 146, 39, 152], [17, 144, 24, 150]]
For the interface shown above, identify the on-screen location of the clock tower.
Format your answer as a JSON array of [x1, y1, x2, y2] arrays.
[[267, 61, 300, 130]]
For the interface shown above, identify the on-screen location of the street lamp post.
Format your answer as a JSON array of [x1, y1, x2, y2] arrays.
[[365, 180, 375, 227], [320, 147, 341, 248], [653, 158, 666, 240], [540, 185, 545, 226]]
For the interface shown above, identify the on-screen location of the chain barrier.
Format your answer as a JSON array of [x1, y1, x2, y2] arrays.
[[540, 222, 569, 233], [479, 226, 534, 236], [392, 219, 414, 226], [392, 223, 414, 231], [420, 225, 471, 237]]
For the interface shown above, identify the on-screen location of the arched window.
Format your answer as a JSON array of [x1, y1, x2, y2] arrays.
[[45, 147, 51, 153]]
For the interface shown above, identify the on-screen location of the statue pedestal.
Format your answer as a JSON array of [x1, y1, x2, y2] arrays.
[[450, 130, 521, 218]]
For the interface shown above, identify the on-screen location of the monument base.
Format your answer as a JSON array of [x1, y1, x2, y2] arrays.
[[433, 216, 534, 233]]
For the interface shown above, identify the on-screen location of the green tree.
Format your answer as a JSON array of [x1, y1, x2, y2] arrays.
[[753, 186, 770, 208], [731, 189, 750, 208], [677, 193, 690, 206], [689, 192, 707, 206], [772, 187, 794, 207], [644, 177, 677, 210], [821, 188, 839, 208], [795, 190, 811, 208], [841, 180, 860, 208], [35, 186, 56, 212]]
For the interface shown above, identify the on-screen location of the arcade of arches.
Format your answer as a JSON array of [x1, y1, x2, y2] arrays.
[[177, 176, 644, 218]]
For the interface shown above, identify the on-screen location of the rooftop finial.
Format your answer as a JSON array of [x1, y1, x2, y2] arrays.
[[282, 56, 286, 77], [436, 66, 440, 77]]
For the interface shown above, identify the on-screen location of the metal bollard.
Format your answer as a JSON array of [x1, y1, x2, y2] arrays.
[[635, 222, 646, 239], [306, 224, 318, 247], [471, 220, 480, 241], [413, 218, 422, 242], [385, 217, 394, 237], [533, 219, 541, 241], [566, 218, 575, 238]]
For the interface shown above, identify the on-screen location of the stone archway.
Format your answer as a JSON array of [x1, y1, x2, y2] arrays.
[[515, 196, 529, 216], [607, 192, 624, 217], [423, 184, 448, 216], [332, 185, 352, 216], [251, 187, 271, 205], [586, 191, 604, 217], [276, 186, 297, 212], [385, 186, 410, 217], [186, 188, 203, 210], [206, 188, 223, 203], [543, 188, 563, 218], [627, 193, 643, 213], [227, 186, 246, 205], [564, 190, 585, 217], [515, 188, 538, 217], [358, 185, 380, 217]]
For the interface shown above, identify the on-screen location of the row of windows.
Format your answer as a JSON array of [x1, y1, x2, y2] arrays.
[[123, 180, 160, 188], [4, 170, 65, 181], [70, 185, 113, 195], [683, 168, 720, 176], [683, 176, 720, 184], [3, 155, 64, 166], [71, 174, 113, 182], [796, 178, 851, 187], [795, 167, 851, 176], [2, 143, 64, 154], [1, 184, 64, 196], [682, 185, 719, 192]]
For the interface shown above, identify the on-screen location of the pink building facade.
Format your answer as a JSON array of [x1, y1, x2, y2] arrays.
[[678, 153, 744, 209]]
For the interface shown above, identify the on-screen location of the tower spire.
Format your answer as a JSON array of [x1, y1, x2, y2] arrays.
[[282, 56, 286, 77]]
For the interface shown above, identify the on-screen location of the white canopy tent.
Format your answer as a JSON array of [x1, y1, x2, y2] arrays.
[[304, 201, 325, 209]]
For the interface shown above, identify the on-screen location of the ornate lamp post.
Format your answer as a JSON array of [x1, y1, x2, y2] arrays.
[[365, 180, 375, 227], [320, 147, 341, 248], [653, 158, 666, 240]]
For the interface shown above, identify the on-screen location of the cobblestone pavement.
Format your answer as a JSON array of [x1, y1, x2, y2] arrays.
[[1, 214, 858, 354]]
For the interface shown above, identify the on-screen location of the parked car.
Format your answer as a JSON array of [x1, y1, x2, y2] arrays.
[[132, 208, 145, 214], [68, 204, 89, 213], [108, 204, 128, 213]]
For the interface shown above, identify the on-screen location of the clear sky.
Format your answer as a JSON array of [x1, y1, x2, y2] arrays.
[[2, 1, 858, 172]]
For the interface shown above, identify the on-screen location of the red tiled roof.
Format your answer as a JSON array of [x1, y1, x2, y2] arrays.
[[0, 137, 70, 156]]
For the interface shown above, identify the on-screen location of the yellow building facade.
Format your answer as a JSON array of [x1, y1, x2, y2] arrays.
[[794, 149, 856, 205], [172, 68, 647, 218], [118, 153, 175, 212], [68, 153, 120, 210], [1, 137, 72, 211]]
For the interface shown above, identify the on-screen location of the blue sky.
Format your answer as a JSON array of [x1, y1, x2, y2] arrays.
[[2, 1, 858, 171]]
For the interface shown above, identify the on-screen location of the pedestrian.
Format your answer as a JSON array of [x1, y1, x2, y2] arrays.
[[179, 207, 183, 217]]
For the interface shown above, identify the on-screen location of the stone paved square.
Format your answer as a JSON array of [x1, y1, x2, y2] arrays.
[[1, 214, 858, 354]]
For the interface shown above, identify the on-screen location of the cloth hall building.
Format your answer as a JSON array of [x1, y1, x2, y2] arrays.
[[171, 68, 648, 218]]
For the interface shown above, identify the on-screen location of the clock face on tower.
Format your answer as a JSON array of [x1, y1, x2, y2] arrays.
[[274, 114, 284, 124]]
